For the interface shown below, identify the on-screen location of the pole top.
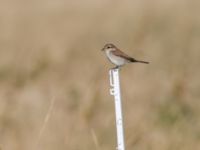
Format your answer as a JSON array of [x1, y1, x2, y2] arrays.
[[110, 67, 120, 72]]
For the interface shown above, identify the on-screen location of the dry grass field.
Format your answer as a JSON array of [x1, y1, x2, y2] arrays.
[[0, 0, 200, 150]]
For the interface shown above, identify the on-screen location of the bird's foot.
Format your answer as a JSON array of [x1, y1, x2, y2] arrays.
[[111, 66, 120, 70]]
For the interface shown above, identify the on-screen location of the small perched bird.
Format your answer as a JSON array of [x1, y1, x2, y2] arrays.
[[102, 43, 149, 69]]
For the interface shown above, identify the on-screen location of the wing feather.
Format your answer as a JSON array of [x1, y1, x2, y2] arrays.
[[112, 49, 135, 62]]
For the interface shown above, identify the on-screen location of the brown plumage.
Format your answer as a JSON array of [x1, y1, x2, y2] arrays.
[[102, 43, 149, 68]]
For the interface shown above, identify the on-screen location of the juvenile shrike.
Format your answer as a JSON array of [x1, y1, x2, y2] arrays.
[[102, 43, 149, 69]]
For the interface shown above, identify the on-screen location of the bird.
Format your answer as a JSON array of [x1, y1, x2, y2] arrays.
[[101, 43, 149, 69]]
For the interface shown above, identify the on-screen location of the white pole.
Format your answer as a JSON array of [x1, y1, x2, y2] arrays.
[[109, 68, 125, 150]]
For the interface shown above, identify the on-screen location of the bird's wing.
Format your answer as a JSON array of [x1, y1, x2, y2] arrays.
[[112, 49, 135, 61]]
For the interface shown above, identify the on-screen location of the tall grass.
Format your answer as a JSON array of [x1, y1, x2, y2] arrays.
[[0, 0, 200, 150]]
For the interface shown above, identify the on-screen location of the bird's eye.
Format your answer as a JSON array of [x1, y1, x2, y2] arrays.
[[107, 46, 111, 48]]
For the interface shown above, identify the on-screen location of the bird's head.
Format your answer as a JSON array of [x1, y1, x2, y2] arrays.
[[101, 43, 116, 52]]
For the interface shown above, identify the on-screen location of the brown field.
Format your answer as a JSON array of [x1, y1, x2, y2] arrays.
[[0, 0, 200, 150]]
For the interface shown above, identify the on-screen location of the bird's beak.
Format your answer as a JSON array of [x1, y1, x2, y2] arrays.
[[101, 47, 104, 51]]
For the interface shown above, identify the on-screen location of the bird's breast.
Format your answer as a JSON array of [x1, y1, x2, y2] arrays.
[[105, 50, 126, 66]]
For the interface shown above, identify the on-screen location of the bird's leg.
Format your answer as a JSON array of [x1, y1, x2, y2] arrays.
[[112, 66, 119, 70]]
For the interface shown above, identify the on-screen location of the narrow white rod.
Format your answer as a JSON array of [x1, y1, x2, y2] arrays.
[[109, 68, 125, 150]]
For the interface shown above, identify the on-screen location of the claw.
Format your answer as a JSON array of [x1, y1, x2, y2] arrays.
[[111, 66, 119, 70]]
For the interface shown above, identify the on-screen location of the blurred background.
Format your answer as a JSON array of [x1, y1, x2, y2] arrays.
[[0, 0, 200, 150]]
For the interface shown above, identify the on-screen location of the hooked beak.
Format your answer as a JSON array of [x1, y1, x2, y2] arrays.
[[101, 47, 105, 51]]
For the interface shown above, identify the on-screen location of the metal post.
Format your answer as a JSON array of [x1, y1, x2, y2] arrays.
[[109, 68, 125, 150]]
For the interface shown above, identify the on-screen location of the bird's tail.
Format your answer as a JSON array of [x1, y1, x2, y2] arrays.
[[135, 60, 149, 64], [130, 58, 149, 64]]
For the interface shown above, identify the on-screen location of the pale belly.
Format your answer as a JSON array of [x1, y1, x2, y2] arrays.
[[106, 50, 127, 66]]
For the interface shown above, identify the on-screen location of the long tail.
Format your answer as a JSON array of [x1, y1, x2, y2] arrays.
[[129, 58, 149, 64], [135, 60, 149, 64]]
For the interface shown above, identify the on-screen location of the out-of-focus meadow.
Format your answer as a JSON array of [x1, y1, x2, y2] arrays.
[[0, 0, 200, 150]]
